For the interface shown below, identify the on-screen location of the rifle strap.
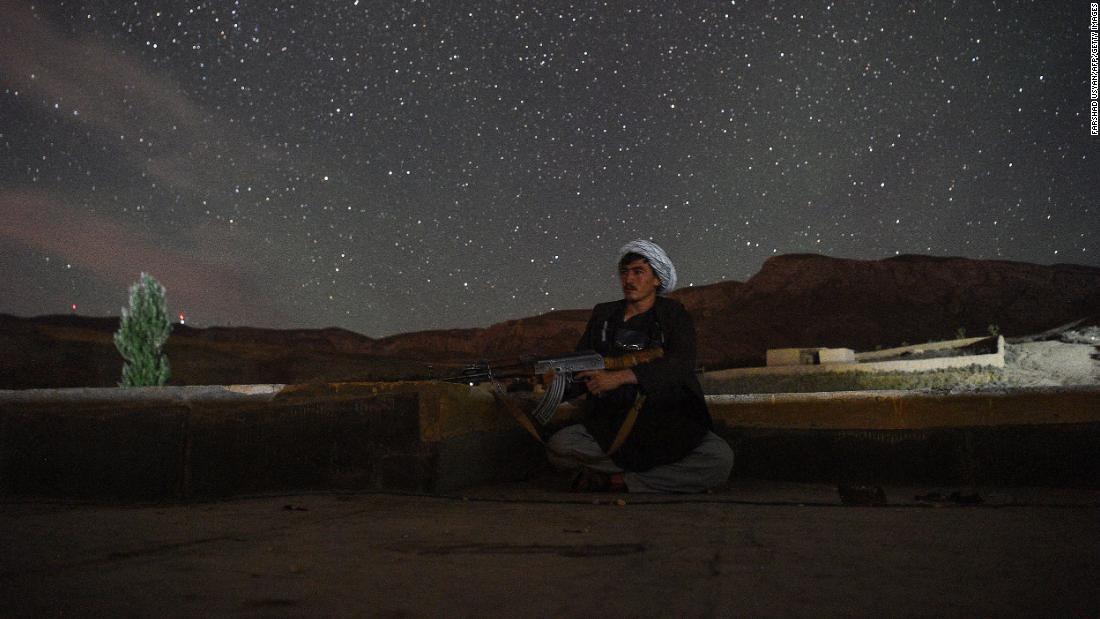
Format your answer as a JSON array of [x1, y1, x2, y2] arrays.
[[490, 383, 544, 444], [606, 393, 646, 456]]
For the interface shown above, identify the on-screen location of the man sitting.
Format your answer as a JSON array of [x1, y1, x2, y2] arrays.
[[546, 239, 733, 492]]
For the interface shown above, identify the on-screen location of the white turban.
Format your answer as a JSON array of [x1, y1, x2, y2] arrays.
[[619, 239, 677, 295]]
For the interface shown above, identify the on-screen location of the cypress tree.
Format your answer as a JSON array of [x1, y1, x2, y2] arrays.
[[114, 272, 172, 387]]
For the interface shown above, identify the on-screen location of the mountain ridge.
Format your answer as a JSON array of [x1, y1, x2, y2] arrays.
[[3, 253, 1098, 388]]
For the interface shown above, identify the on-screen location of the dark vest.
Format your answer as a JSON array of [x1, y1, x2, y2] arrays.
[[578, 297, 711, 471]]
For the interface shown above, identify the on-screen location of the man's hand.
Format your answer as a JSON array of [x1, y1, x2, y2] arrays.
[[576, 369, 637, 397]]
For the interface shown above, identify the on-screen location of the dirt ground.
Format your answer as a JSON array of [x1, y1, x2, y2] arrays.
[[3, 481, 1099, 617], [1001, 340, 1100, 387]]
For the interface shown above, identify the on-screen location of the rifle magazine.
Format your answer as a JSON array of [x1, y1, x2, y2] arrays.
[[532, 373, 568, 425]]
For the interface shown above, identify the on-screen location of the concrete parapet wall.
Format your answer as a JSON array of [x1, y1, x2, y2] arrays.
[[1, 382, 1098, 498], [707, 385, 1100, 486], [723, 423, 1100, 486], [706, 385, 1100, 430], [0, 382, 537, 500]]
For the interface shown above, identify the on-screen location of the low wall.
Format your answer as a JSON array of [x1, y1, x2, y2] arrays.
[[702, 336, 1004, 386], [0, 382, 539, 500], [708, 386, 1100, 486], [854, 335, 996, 362], [1, 382, 1098, 498]]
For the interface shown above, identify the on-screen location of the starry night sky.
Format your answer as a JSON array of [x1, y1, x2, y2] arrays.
[[1, 0, 1096, 336]]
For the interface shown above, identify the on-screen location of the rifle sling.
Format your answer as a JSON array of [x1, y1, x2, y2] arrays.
[[606, 393, 645, 456], [490, 384, 544, 444], [602, 348, 660, 456]]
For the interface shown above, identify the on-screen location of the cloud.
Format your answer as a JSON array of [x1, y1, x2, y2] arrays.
[[0, 0, 275, 197], [0, 1, 367, 329], [0, 1, 203, 141], [0, 189, 291, 326], [0, 1, 302, 326]]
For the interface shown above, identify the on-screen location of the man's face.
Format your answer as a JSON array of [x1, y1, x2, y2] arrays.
[[619, 258, 661, 304]]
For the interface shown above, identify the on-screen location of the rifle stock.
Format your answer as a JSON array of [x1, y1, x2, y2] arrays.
[[603, 347, 664, 370]]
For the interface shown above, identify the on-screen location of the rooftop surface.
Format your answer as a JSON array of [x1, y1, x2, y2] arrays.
[[3, 480, 1098, 616]]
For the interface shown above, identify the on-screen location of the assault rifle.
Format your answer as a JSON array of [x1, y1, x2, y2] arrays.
[[444, 348, 664, 428]]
